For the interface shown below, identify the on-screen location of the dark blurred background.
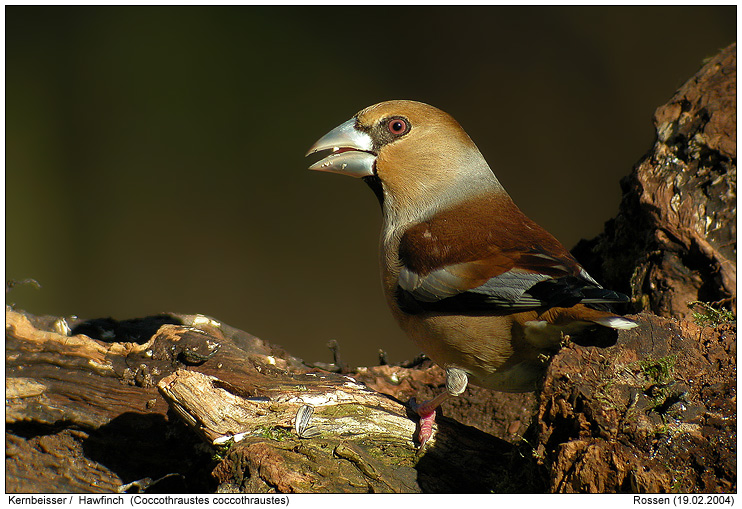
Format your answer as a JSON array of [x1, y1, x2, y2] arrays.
[[6, 6, 735, 366]]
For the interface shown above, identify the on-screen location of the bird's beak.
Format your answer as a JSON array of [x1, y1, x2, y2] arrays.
[[306, 118, 376, 178]]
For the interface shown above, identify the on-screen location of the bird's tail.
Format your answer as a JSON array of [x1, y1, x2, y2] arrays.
[[592, 314, 639, 330]]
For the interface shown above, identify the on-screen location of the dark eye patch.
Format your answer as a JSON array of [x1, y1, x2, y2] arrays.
[[369, 115, 412, 150]]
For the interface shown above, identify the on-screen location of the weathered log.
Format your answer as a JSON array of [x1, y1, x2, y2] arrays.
[[5, 308, 544, 493], [7, 305, 735, 493], [536, 313, 736, 493]]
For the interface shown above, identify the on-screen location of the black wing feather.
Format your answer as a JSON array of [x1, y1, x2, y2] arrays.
[[397, 274, 629, 315]]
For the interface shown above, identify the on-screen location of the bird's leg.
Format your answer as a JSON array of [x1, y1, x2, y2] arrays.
[[409, 367, 468, 447]]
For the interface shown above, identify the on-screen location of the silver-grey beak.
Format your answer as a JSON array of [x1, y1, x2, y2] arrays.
[[306, 118, 376, 178]]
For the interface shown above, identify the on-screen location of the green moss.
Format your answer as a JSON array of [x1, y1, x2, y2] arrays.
[[211, 440, 234, 461], [255, 425, 293, 441], [688, 301, 735, 327], [318, 404, 366, 418], [638, 355, 679, 422], [640, 355, 676, 385], [358, 438, 417, 466]]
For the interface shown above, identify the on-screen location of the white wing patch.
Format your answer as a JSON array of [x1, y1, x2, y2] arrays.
[[594, 316, 639, 330], [398, 265, 465, 302]]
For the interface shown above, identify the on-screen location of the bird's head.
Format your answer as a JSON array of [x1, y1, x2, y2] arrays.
[[306, 100, 505, 223]]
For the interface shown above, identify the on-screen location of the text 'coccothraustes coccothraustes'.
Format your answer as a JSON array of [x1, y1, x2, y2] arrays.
[[306, 100, 637, 447]]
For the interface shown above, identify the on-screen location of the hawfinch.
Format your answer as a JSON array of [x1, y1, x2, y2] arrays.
[[306, 100, 637, 446]]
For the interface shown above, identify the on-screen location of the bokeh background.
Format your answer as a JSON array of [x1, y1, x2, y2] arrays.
[[6, 6, 736, 366]]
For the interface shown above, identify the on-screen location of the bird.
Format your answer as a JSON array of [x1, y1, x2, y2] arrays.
[[306, 100, 637, 447]]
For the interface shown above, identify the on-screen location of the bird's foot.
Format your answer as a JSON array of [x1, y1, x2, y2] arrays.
[[407, 369, 467, 447], [408, 397, 441, 448]]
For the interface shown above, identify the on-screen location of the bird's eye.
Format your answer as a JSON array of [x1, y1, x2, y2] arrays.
[[387, 118, 409, 135]]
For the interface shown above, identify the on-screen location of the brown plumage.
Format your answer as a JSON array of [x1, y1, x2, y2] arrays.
[[398, 193, 583, 279], [307, 100, 637, 446]]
